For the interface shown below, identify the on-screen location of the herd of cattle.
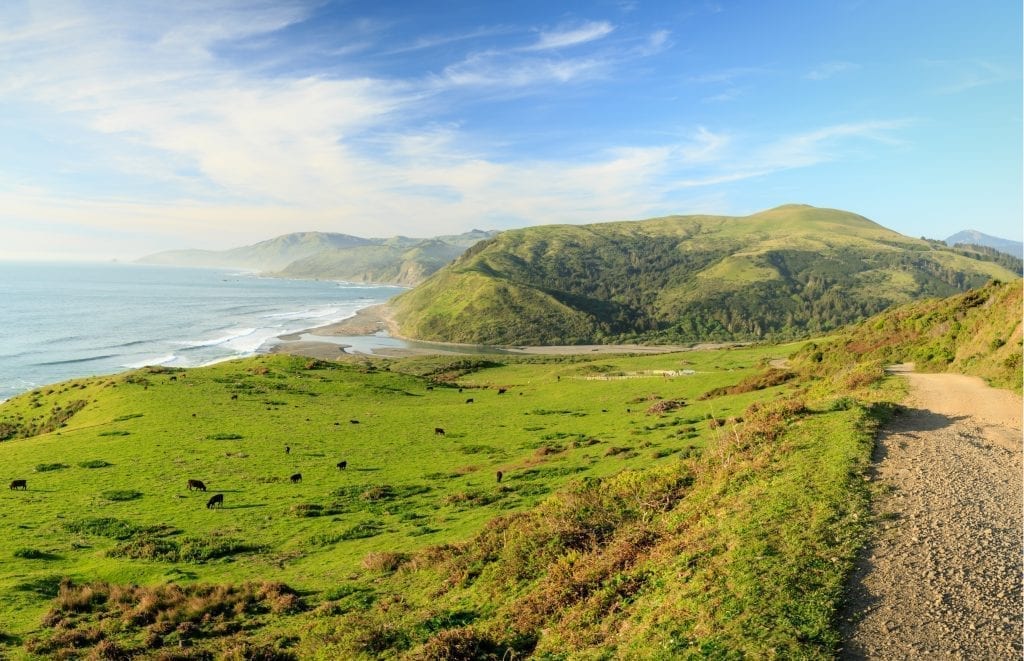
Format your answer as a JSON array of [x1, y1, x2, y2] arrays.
[[9, 382, 516, 513], [8, 385, 513, 509]]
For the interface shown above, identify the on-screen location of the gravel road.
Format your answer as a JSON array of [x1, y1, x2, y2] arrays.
[[841, 367, 1023, 659]]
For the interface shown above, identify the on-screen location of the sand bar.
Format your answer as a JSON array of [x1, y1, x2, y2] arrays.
[[270, 303, 747, 359]]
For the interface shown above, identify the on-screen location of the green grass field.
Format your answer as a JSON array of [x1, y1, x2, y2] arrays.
[[0, 342, 900, 658]]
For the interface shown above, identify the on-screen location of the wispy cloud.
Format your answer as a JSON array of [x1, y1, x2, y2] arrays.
[[689, 66, 768, 85], [438, 51, 606, 88], [805, 61, 859, 80], [525, 21, 615, 51], [922, 58, 1017, 94], [0, 4, 916, 259], [673, 120, 909, 188], [381, 26, 517, 56]]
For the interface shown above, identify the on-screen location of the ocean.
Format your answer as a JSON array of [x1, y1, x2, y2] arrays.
[[0, 262, 404, 401]]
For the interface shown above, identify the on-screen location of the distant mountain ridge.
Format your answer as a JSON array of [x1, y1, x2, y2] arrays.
[[945, 230, 1023, 259], [391, 205, 1022, 345], [137, 229, 499, 285]]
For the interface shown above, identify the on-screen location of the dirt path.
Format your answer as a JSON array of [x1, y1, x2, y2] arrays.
[[841, 367, 1023, 658]]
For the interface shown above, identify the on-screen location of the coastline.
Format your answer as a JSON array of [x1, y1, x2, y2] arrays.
[[270, 303, 745, 359]]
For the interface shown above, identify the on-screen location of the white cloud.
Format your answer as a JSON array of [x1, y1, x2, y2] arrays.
[[673, 120, 909, 188], [525, 21, 614, 51], [438, 51, 606, 87], [0, 4, 913, 261], [805, 61, 859, 80]]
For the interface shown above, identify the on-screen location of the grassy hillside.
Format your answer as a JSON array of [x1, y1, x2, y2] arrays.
[[392, 205, 1021, 345], [277, 239, 466, 286], [794, 279, 1023, 391], [139, 230, 498, 285], [0, 339, 901, 658]]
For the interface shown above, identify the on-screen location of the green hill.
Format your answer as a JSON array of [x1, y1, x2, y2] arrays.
[[138, 230, 498, 284], [392, 205, 1021, 345], [794, 279, 1023, 391]]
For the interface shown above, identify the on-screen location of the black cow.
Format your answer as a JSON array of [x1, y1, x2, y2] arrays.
[[497, 388, 507, 395], [350, 419, 360, 425], [187, 479, 207, 492], [206, 493, 223, 508], [285, 445, 291, 454], [465, 398, 474, 404], [9, 479, 26, 490], [434, 427, 445, 436], [290, 473, 302, 483], [336, 460, 347, 470], [230, 394, 238, 400], [496, 471, 503, 484]]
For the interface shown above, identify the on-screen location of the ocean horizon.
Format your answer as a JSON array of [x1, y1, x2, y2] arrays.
[[0, 262, 403, 401]]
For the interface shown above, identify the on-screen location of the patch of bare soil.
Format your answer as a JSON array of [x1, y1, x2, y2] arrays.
[[841, 368, 1023, 659]]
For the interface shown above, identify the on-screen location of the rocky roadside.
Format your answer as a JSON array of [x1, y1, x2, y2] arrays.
[[840, 371, 1023, 659]]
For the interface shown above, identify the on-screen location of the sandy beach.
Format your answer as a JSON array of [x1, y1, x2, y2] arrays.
[[269, 303, 747, 360]]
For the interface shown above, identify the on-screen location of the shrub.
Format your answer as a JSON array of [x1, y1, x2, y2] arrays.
[[646, 399, 687, 415], [101, 490, 142, 502], [418, 626, 503, 660], [13, 548, 55, 560], [78, 459, 112, 469], [362, 552, 409, 573], [699, 369, 795, 400], [34, 463, 68, 472], [65, 518, 141, 540]]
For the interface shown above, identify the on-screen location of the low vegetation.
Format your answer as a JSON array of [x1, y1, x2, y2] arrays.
[[0, 286, 1015, 656], [793, 279, 1022, 391]]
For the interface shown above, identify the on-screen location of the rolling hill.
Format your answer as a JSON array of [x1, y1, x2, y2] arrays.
[[391, 205, 1021, 345], [137, 230, 498, 284]]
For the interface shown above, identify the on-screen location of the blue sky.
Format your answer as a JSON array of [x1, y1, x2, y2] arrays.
[[0, 0, 1020, 260]]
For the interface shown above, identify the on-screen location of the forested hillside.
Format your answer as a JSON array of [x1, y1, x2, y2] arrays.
[[392, 205, 1021, 345]]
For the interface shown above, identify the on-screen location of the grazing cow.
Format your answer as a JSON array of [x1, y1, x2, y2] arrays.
[[426, 386, 434, 391], [496, 471, 503, 484], [290, 473, 302, 483], [497, 388, 507, 395], [230, 394, 238, 400], [169, 375, 177, 381], [187, 479, 207, 492], [206, 493, 223, 509], [434, 427, 445, 436], [337, 460, 347, 470], [285, 445, 290, 455], [458, 388, 463, 393], [465, 398, 474, 404], [350, 419, 359, 425], [334, 422, 340, 426], [9, 479, 27, 490]]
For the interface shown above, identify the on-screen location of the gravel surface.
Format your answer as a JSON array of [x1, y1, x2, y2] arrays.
[[841, 369, 1023, 659]]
